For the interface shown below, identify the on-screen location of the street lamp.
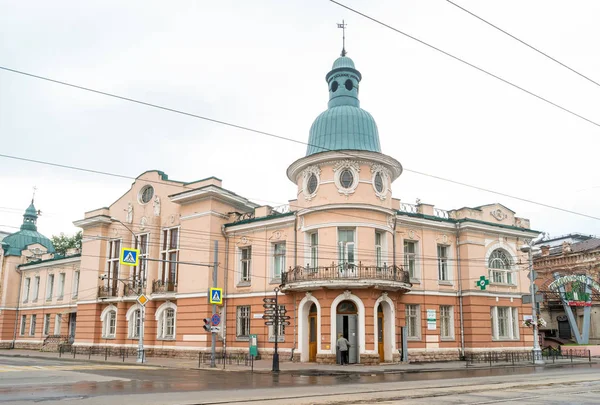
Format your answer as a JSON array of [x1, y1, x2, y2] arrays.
[[520, 233, 546, 365], [110, 217, 145, 364]]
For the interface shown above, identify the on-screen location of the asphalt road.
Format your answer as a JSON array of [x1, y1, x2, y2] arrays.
[[1, 355, 600, 404]]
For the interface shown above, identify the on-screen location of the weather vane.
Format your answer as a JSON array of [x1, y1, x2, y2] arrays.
[[337, 20, 347, 56]]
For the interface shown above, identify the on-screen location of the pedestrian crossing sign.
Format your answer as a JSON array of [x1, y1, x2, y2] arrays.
[[209, 288, 223, 305], [120, 247, 140, 266]]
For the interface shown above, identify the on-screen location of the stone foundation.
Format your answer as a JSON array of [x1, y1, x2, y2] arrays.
[[408, 349, 462, 362]]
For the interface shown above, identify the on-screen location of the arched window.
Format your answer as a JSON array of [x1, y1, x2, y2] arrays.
[[155, 302, 176, 340], [127, 304, 142, 339], [100, 305, 117, 338], [488, 249, 514, 284]]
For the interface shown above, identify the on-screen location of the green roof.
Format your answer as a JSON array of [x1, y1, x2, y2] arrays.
[[1, 201, 55, 257], [396, 211, 540, 233], [19, 253, 81, 269], [224, 211, 295, 228]]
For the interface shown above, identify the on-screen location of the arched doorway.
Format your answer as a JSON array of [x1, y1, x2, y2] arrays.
[[377, 305, 384, 362], [309, 304, 317, 362], [336, 300, 358, 364]]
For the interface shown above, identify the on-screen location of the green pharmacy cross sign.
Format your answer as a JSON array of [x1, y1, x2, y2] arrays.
[[476, 276, 490, 290]]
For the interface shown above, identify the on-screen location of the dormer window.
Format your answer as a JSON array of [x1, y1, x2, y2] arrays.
[[374, 173, 384, 193], [340, 170, 354, 189], [344, 79, 353, 90], [307, 174, 318, 194], [331, 81, 339, 92]]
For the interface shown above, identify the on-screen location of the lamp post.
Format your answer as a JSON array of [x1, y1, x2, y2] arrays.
[[521, 236, 545, 365], [110, 218, 145, 363]]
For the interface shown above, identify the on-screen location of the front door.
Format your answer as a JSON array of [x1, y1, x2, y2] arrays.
[[309, 312, 317, 362], [378, 307, 384, 362]]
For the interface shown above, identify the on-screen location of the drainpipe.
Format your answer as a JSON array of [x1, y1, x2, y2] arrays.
[[292, 213, 298, 357], [221, 224, 229, 360], [392, 215, 397, 266], [455, 223, 465, 359], [12, 266, 23, 349]]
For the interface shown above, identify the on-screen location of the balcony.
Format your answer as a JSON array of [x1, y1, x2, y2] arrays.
[[123, 283, 142, 296], [152, 280, 177, 294], [281, 263, 412, 292], [98, 286, 118, 298]]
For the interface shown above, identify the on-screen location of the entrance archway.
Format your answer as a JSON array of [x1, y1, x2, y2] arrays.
[[377, 305, 384, 362], [298, 294, 321, 363], [374, 294, 395, 362], [336, 300, 358, 364]]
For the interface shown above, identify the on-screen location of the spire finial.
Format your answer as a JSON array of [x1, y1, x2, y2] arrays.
[[337, 20, 347, 57], [32, 185, 37, 204]]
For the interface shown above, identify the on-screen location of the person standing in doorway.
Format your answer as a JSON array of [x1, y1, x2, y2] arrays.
[[337, 333, 350, 365]]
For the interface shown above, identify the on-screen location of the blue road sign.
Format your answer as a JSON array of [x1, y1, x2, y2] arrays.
[[120, 247, 139, 266], [209, 288, 223, 305], [211, 313, 221, 326]]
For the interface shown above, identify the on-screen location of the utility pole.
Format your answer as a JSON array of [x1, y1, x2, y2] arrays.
[[521, 234, 546, 365], [211, 240, 218, 368]]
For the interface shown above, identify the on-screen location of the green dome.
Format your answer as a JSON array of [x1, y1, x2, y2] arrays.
[[306, 56, 381, 156], [1, 201, 55, 257]]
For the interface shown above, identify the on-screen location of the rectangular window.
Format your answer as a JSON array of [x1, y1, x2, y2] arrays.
[[272, 243, 285, 279], [236, 306, 251, 338], [54, 315, 62, 335], [107, 239, 121, 295], [406, 304, 420, 339], [164, 308, 175, 339], [46, 274, 55, 301], [490, 269, 514, 285], [30, 314, 37, 336], [375, 231, 383, 267], [404, 241, 418, 279], [58, 273, 65, 300], [43, 314, 51, 335], [440, 305, 454, 339], [32, 276, 40, 302], [437, 245, 449, 281], [240, 247, 251, 283], [20, 315, 27, 336], [268, 305, 285, 342], [161, 228, 179, 284], [134, 234, 149, 290], [130, 309, 141, 338], [491, 306, 519, 340], [73, 271, 80, 299], [338, 229, 356, 268], [23, 277, 31, 302], [104, 311, 116, 338], [309, 232, 318, 269]]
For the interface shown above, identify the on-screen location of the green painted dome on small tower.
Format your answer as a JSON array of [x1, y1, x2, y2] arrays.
[[306, 55, 381, 156], [1, 201, 55, 257]]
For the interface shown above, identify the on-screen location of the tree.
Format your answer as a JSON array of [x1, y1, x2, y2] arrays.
[[51, 231, 82, 256]]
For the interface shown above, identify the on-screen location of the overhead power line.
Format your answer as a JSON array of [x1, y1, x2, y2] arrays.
[[1, 67, 599, 221], [328, 0, 600, 128], [446, 0, 600, 88]]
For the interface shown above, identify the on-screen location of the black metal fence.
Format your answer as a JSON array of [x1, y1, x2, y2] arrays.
[[59, 345, 140, 362], [465, 349, 592, 366], [197, 351, 253, 367]]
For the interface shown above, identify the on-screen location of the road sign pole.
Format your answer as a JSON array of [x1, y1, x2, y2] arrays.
[[211, 240, 218, 368], [137, 303, 145, 363], [272, 287, 280, 373]]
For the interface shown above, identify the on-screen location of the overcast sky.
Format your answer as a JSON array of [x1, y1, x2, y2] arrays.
[[1, 0, 599, 240]]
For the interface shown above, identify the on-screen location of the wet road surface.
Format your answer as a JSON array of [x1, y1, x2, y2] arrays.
[[1, 355, 599, 404]]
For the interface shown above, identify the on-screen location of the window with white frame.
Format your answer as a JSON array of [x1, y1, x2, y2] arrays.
[[107, 239, 121, 295], [32, 276, 40, 302], [23, 277, 31, 302], [491, 306, 519, 340], [404, 241, 418, 279], [128, 306, 142, 339], [309, 232, 318, 269], [375, 231, 383, 267], [272, 243, 285, 280], [101, 307, 117, 338], [73, 271, 80, 299], [156, 303, 176, 339], [20, 315, 27, 336], [488, 249, 514, 285], [338, 229, 356, 269], [160, 228, 179, 285], [30, 314, 37, 336], [440, 305, 454, 339], [46, 274, 55, 301], [239, 247, 251, 283], [43, 314, 51, 335], [268, 305, 285, 342], [54, 314, 62, 335], [58, 273, 65, 300], [406, 304, 420, 339], [236, 306, 250, 339], [437, 245, 449, 281], [134, 234, 149, 290]]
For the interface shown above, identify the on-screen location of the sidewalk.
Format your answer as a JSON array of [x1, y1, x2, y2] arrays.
[[0, 348, 595, 375]]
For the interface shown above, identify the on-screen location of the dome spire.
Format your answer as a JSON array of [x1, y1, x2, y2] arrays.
[[337, 20, 347, 57]]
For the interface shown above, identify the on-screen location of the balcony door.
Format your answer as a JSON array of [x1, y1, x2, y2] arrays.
[[338, 229, 356, 277]]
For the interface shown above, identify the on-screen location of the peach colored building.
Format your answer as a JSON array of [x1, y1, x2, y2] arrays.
[[2, 52, 541, 363]]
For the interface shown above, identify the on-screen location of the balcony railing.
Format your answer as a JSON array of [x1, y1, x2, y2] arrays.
[[98, 286, 118, 298], [123, 282, 142, 296], [282, 263, 411, 288], [152, 280, 177, 294]]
